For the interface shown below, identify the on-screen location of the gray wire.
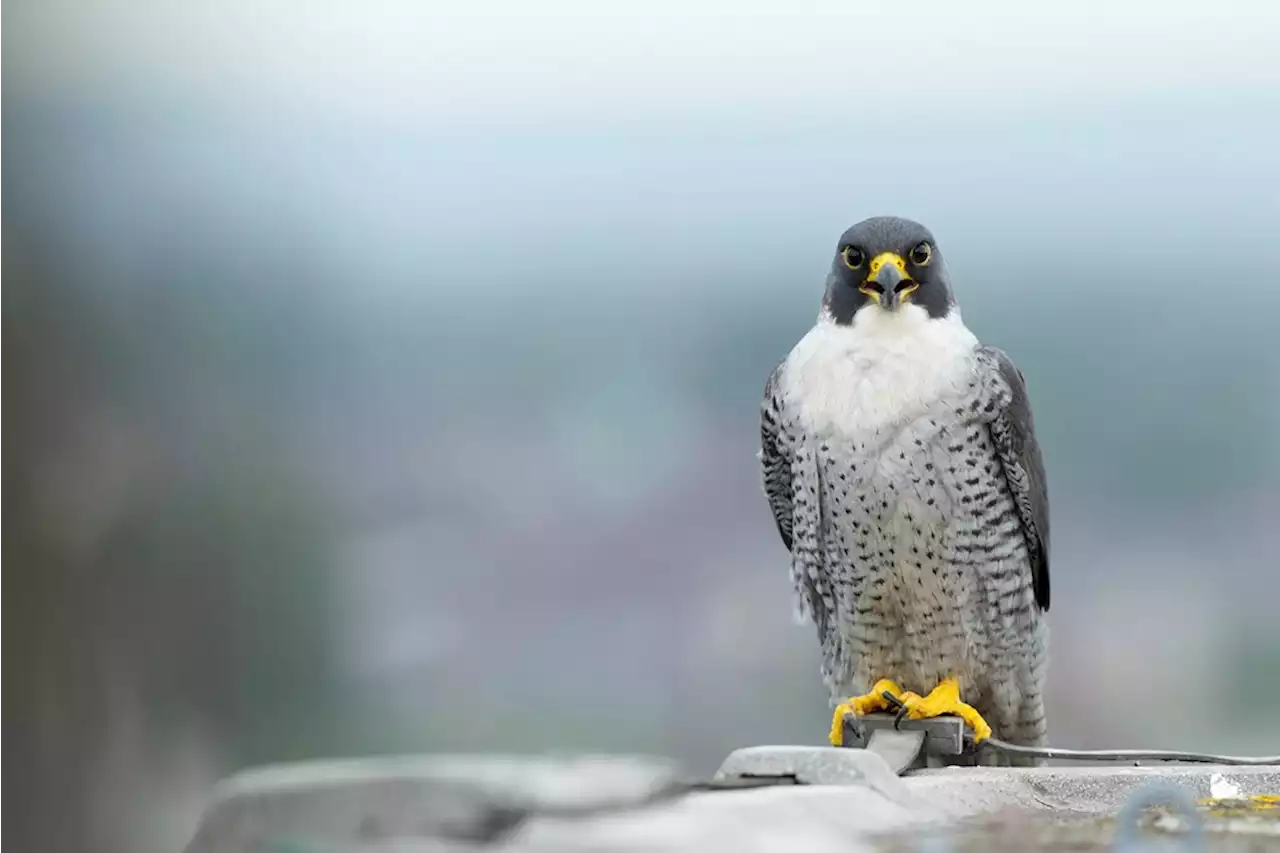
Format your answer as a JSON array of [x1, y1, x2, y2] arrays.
[[980, 736, 1280, 766]]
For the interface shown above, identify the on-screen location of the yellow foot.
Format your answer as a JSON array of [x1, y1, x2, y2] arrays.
[[899, 677, 993, 743], [828, 678, 903, 746]]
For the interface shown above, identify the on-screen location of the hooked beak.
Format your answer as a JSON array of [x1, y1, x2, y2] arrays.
[[858, 252, 919, 311]]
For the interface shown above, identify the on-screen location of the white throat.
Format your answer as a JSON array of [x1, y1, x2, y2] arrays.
[[782, 303, 980, 437]]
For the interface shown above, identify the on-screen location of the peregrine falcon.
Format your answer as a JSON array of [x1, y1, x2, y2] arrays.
[[759, 216, 1050, 760]]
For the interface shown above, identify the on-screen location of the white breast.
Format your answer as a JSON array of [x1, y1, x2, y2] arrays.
[[781, 304, 981, 437]]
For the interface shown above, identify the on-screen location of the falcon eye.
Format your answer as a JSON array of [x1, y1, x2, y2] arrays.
[[842, 246, 866, 269], [910, 242, 933, 266]]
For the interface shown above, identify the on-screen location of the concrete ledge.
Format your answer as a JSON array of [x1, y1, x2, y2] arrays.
[[716, 745, 915, 794], [185, 753, 685, 852], [183, 753, 1280, 853]]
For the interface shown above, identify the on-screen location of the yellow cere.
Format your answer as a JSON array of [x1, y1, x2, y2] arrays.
[[868, 252, 907, 277]]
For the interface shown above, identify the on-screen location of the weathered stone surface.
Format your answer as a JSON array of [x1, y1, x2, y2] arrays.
[[184, 753, 686, 853], [716, 744, 918, 792], [182, 753, 1280, 853]]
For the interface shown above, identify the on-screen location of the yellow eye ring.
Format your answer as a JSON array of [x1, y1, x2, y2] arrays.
[[842, 246, 866, 269], [910, 242, 932, 266]]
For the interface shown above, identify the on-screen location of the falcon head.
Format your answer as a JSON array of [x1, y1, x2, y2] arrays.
[[821, 216, 956, 325]]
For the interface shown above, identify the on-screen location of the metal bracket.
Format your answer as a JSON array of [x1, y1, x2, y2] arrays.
[[840, 713, 968, 775]]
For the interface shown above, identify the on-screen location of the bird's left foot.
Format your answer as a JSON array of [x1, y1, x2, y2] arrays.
[[897, 678, 992, 743]]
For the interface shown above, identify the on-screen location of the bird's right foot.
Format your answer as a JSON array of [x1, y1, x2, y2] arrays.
[[828, 678, 903, 746]]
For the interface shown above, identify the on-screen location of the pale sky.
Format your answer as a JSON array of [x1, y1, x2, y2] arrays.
[[8, 0, 1280, 121]]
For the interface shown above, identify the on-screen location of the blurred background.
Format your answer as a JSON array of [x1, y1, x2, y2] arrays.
[[5, 2, 1280, 851]]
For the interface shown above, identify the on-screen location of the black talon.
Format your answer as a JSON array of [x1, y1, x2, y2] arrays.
[[879, 689, 912, 729]]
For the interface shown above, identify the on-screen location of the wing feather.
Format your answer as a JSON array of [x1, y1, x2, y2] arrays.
[[760, 361, 833, 635], [981, 346, 1051, 611], [759, 362, 794, 551]]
